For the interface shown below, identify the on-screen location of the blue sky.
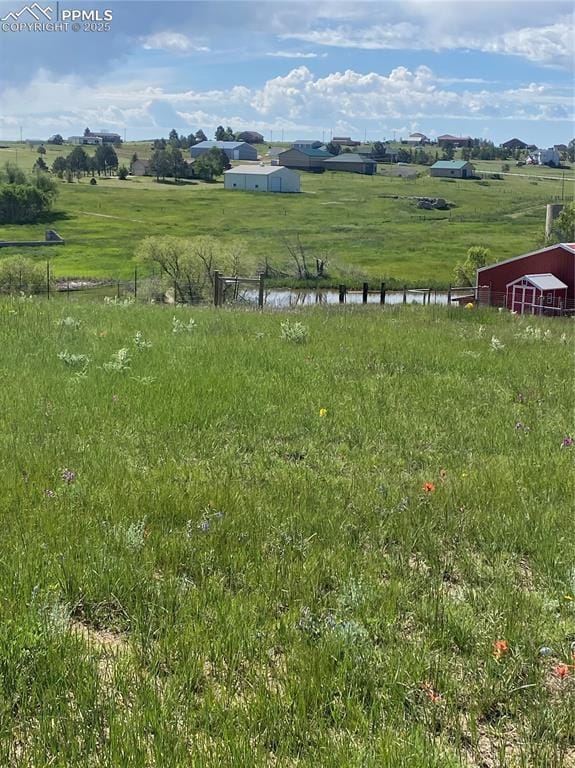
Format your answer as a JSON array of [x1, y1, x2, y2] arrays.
[[0, 0, 573, 146]]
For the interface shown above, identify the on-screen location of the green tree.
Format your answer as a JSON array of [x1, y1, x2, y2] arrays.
[[453, 246, 490, 286], [0, 256, 48, 294], [0, 162, 27, 185], [94, 144, 118, 176], [84, 127, 91, 136], [47, 134, 63, 145], [567, 139, 575, 163], [33, 157, 48, 172], [325, 142, 341, 156], [215, 125, 227, 141], [149, 149, 171, 181], [37, 145, 46, 155], [195, 129, 207, 143], [166, 146, 187, 181], [168, 128, 180, 146], [67, 146, 89, 178], [551, 202, 575, 242], [193, 147, 230, 181], [52, 156, 68, 177], [441, 142, 455, 160], [117, 165, 129, 180]]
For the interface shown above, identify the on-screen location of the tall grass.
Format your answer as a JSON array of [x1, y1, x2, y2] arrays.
[[0, 298, 573, 766]]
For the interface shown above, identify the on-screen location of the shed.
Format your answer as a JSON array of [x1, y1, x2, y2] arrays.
[[223, 165, 300, 193], [430, 160, 474, 178], [190, 141, 257, 161], [476, 243, 575, 311], [323, 153, 377, 175], [130, 159, 150, 176], [506, 273, 568, 315], [279, 147, 331, 171]]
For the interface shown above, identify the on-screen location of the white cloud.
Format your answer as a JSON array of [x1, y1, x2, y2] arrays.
[[266, 51, 327, 59], [141, 32, 209, 53]]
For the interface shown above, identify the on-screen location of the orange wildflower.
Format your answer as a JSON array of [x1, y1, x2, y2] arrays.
[[422, 482, 436, 493], [493, 639, 509, 659], [553, 664, 571, 680]]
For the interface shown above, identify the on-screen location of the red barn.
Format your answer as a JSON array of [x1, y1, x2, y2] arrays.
[[476, 243, 575, 314]]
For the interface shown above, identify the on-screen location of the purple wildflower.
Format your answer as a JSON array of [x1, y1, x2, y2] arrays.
[[61, 468, 76, 484], [561, 436, 574, 448]]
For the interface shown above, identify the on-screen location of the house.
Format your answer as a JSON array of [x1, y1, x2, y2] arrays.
[[476, 243, 575, 312], [86, 131, 122, 144], [527, 147, 561, 167], [279, 146, 331, 171], [358, 146, 398, 163], [407, 132, 429, 145], [236, 131, 264, 144], [224, 165, 300, 193], [430, 160, 474, 178], [332, 137, 360, 147], [130, 159, 151, 176], [67, 135, 103, 145], [190, 141, 258, 161], [291, 139, 320, 150], [437, 134, 472, 148], [501, 138, 528, 151], [323, 153, 377, 175]]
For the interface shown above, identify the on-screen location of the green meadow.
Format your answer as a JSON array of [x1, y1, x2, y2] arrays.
[[0, 298, 573, 766], [0, 142, 571, 286]]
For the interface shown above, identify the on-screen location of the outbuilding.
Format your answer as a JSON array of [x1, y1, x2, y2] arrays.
[[430, 160, 474, 178], [190, 141, 258, 161], [506, 274, 568, 315], [476, 243, 575, 312], [130, 159, 150, 176], [323, 153, 377, 175], [279, 146, 331, 171], [223, 165, 300, 193]]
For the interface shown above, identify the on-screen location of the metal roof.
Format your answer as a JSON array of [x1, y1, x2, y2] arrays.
[[431, 160, 471, 169], [521, 273, 568, 290], [477, 243, 575, 273], [323, 153, 376, 164], [281, 147, 331, 158], [224, 164, 291, 175], [193, 141, 248, 149]]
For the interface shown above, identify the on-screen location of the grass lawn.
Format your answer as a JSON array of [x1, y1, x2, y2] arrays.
[[0, 143, 572, 285], [0, 298, 573, 766]]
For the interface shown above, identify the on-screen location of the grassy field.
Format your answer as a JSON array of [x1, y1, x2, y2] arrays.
[[0, 297, 573, 766], [0, 142, 572, 286]]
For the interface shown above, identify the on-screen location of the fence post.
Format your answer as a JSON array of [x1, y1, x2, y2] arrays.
[[134, 268, 138, 300], [213, 270, 220, 307], [447, 284, 452, 305], [67, 281, 70, 300], [257, 273, 265, 309], [403, 285, 407, 304], [338, 284, 346, 304], [380, 282, 386, 305], [428, 288, 432, 306], [173, 279, 178, 305], [117, 281, 121, 299], [46, 261, 50, 300], [362, 282, 369, 304]]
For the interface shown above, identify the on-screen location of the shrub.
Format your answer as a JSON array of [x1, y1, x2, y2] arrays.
[[0, 256, 47, 294]]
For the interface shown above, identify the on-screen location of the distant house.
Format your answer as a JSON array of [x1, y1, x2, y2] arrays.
[[236, 131, 264, 144], [407, 132, 429, 145], [358, 146, 398, 163], [224, 165, 300, 193], [437, 134, 472, 148], [291, 139, 320, 150], [323, 153, 377, 175], [430, 160, 474, 178], [130, 159, 151, 176], [190, 141, 257, 161], [86, 131, 122, 144], [67, 135, 103, 145], [527, 147, 561, 167], [501, 138, 528, 151], [332, 136, 360, 147], [279, 146, 331, 171]]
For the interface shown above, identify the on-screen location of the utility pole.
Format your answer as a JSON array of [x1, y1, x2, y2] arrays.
[[19, 126, 22, 143]]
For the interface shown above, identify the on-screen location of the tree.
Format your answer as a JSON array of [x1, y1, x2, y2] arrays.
[[131, 152, 138, 163], [168, 128, 180, 146], [193, 147, 230, 181], [33, 157, 48, 172], [37, 145, 46, 155], [453, 246, 490, 286], [0, 162, 27, 185], [166, 146, 187, 181], [152, 138, 167, 150], [0, 163, 57, 224], [67, 146, 89, 178], [0, 256, 47, 294], [567, 139, 575, 163], [325, 142, 341, 156], [187, 133, 197, 147], [47, 134, 64, 145], [149, 149, 171, 181], [94, 144, 118, 176], [225, 126, 235, 140], [215, 125, 227, 141], [117, 165, 129, 180], [441, 142, 455, 160], [52, 156, 68, 178], [551, 202, 575, 242], [195, 129, 207, 143], [371, 141, 386, 159], [84, 127, 91, 136]]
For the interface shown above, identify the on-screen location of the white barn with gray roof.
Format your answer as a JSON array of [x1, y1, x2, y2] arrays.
[[224, 165, 300, 193]]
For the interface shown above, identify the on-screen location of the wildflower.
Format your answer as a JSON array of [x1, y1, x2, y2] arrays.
[[561, 436, 574, 448], [112, 394, 119, 402], [198, 519, 210, 532], [61, 468, 76, 484], [490, 335, 505, 351], [422, 482, 435, 494], [493, 639, 509, 659], [319, 408, 328, 418], [553, 664, 571, 680], [420, 681, 442, 703], [44, 489, 55, 498], [515, 421, 524, 430], [465, 302, 474, 310]]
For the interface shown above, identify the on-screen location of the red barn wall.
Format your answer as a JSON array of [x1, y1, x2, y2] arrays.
[[477, 246, 575, 307]]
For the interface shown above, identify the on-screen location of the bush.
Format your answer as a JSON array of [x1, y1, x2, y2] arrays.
[[0, 256, 48, 294], [117, 165, 128, 180]]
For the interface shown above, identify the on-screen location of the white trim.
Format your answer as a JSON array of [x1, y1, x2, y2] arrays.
[[477, 243, 575, 274], [506, 273, 568, 291]]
